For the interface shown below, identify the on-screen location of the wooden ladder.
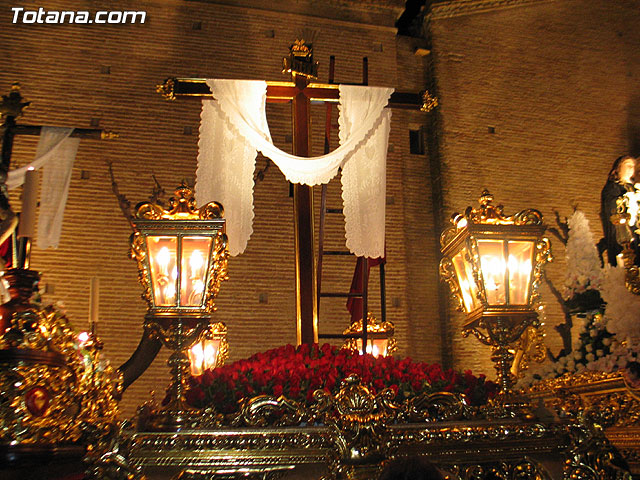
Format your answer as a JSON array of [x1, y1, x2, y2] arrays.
[[315, 56, 387, 350]]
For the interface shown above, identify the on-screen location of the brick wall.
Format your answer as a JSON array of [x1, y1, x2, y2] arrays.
[[428, 0, 640, 375], [1, 0, 442, 417]]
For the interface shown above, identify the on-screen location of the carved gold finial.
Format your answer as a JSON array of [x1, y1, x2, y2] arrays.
[[457, 189, 543, 227], [134, 183, 224, 221], [100, 130, 119, 139], [156, 78, 176, 101], [420, 90, 438, 112], [282, 39, 318, 79], [0, 83, 31, 120]]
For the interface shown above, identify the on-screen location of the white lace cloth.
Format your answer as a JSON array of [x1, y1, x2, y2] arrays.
[[6, 127, 79, 249], [196, 79, 392, 257]]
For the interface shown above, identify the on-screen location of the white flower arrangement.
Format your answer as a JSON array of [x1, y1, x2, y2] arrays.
[[520, 209, 640, 389], [521, 312, 614, 386], [562, 211, 603, 300], [600, 264, 640, 342]]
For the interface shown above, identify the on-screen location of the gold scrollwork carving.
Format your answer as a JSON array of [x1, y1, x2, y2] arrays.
[[420, 90, 438, 112], [156, 78, 177, 101], [0, 302, 120, 457]]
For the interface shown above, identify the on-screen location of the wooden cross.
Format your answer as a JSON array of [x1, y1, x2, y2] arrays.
[[0, 83, 117, 266], [157, 41, 435, 345]]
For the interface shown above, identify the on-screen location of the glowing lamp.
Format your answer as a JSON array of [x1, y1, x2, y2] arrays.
[[343, 313, 397, 359], [130, 184, 228, 430], [439, 190, 551, 391], [187, 322, 228, 376]]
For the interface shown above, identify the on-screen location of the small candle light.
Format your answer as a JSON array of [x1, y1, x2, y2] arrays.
[[18, 167, 38, 239], [89, 277, 100, 329]]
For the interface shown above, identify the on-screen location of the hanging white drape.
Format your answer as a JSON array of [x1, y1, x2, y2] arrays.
[[5, 127, 80, 249], [36, 128, 79, 249], [339, 87, 391, 258], [196, 79, 392, 258], [6, 127, 75, 189]]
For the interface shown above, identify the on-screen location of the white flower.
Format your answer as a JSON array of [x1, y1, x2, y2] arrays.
[[596, 349, 604, 357], [574, 351, 583, 360], [590, 329, 598, 338], [603, 338, 612, 346], [586, 353, 595, 362], [563, 211, 603, 298], [586, 344, 593, 352]]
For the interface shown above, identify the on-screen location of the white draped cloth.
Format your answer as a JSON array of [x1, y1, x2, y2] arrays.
[[196, 79, 392, 258], [6, 126, 80, 249]]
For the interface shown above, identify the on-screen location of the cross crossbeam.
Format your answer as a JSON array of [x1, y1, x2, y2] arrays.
[[158, 44, 435, 346]]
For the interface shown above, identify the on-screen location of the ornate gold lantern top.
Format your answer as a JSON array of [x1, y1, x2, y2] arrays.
[[130, 184, 228, 318], [440, 190, 552, 323], [282, 38, 318, 79]]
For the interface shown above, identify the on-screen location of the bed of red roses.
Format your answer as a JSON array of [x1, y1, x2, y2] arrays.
[[185, 343, 497, 413]]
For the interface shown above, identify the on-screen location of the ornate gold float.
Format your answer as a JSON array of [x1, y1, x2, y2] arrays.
[[0, 268, 120, 478], [108, 372, 630, 480]]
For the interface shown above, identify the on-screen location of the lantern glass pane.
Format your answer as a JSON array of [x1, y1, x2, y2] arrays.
[[452, 250, 479, 312], [147, 236, 178, 306], [188, 342, 205, 376], [181, 236, 213, 306], [203, 338, 221, 370], [477, 239, 506, 305], [507, 240, 534, 305], [357, 338, 387, 358]]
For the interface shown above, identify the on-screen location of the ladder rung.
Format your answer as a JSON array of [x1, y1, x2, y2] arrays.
[[320, 292, 363, 298], [326, 208, 343, 214], [322, 250, 352, 256]]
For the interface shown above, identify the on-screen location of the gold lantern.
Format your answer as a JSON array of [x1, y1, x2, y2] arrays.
[[439, 190, 551, 392], [343, 313, 397, 358], [130, 184, 228, 430], [187, 321, 228, 377]]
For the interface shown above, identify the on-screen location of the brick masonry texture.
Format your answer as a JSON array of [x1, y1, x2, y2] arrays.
[[3, 0, 637, 418], [429, 0, 640, 374]]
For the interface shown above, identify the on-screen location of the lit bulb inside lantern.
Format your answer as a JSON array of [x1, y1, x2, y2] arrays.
[[157, 246, 171, 274], [190, 249, 204, 278], [189, 343, 205, 376], [481, 255, 505, 290], [165, 282, 176, 302], [508, 254, 532, 275], [460, 279, 474, 310], [188, 338, 220, 375], [192, 279, 204, 294], [203, 341, 217, 370]]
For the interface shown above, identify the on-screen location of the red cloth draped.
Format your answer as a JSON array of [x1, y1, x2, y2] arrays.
[[346, 255, 385, 323]]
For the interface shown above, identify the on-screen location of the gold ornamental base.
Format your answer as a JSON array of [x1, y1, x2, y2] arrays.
[[106, 374, 633, 480]]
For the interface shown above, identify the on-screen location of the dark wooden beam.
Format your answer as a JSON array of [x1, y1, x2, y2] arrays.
[[158, 77, 425, 110]]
